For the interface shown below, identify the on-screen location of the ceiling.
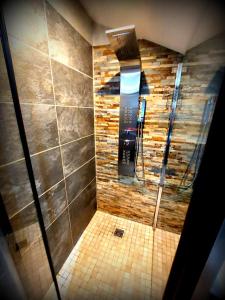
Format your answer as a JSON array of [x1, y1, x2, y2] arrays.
[[80, 0, 225, 54]]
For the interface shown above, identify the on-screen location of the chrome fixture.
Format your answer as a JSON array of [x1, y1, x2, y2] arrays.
[[106, 25, 141, 177], [153, 63, 183, 230]]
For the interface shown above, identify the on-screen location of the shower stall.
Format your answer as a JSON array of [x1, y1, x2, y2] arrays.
[[0, 1, 225, 300]]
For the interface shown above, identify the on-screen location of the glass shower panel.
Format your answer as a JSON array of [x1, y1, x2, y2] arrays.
[[152, 33, 225, 299], [160, 33, 225, 232], [0, 37, 58, 300]]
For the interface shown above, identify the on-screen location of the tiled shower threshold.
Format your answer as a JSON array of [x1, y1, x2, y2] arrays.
[[44, 211, 180, 300]]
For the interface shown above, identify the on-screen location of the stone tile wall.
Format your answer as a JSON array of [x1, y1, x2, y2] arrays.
[[93, 36, 225, 234]]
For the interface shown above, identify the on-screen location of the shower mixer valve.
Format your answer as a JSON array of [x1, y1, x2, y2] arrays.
[[118, 98, 146, 177]]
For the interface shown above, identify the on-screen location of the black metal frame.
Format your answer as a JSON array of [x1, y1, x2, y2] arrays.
[[0, 9, 61, 300]]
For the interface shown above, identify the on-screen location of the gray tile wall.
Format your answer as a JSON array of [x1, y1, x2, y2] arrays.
[[0, 0, 96, 298]]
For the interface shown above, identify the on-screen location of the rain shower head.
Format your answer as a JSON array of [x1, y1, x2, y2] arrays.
[[106, 25, 141, 68]]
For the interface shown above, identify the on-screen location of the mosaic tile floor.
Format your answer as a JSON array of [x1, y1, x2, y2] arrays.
[[45, 211, 180, 300]]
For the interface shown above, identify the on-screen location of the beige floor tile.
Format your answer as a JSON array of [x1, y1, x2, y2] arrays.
[[44, 211, 180, 300]]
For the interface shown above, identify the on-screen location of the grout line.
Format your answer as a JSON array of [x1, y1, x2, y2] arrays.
[[6, 2, 96, 261], [8, 33, 50, 58], [0, 133, 94, 169], [44, 199, 68, 231], [20, 212, 180, 278], [37, 156, 95, 199], [64, 156, 95, 180], [30, 133, 95, 159], [8, 33, 93, 79], [30, 145, 60, 157], [92, 46, 98, 210], [9, 200, 35, 220], [38, 177, 65, 198], [47, 0, 93, 48], [60, 133, 94, 147], [45, 177, 96, 231], [0, 157, 25, 169], [0, 101, 94, 109], [50, 56, 93, 80], [68, 177, 96, 208], [43, 0, 74, 246]]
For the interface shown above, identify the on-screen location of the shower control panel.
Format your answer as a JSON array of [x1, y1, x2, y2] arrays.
[[118, 66, 141, 177], [118, 97, 139, 177]]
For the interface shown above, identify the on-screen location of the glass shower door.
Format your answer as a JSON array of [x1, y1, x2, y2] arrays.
[[0, 22, 59, 300], [151, 33, 225, 299]]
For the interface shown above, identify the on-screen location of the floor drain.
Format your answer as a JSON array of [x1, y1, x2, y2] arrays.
[[114, 228, 124, 238]]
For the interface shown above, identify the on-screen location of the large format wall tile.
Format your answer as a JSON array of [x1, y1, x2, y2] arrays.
[[46, 2, 92, 76], [1, 3, 96, 295], [71, 29, 93, 77], [0, 43, 12, 103], [51, 59, 93, 107], [79, 108, 94, 137], [57, 107, 94, 144], [0, 103, 23, 166], [69, 180, 96, 244], [1, 0, 96, 297], [46, 2, 73, 68], [4, 0, 48, 54], [56, 106, 79, 143], [62, 135, 95, 177], [21, 104, 59, 154], [9, 202, 41, 254], [51, 60, 73, 105], [0, 160, 33, 218], [16, 237, 53, 300], [10, 38, 54, 104], [46, 210, 72, 274], [32, 147, 63, 194], [66, 158, 96, 203], [39, 180, 67, 228]]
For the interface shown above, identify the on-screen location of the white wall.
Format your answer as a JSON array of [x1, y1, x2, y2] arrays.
[[81, 0, 225, 53]]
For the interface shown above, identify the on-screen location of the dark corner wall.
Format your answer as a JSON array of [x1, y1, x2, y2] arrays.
[[0, 0, 96, 298]]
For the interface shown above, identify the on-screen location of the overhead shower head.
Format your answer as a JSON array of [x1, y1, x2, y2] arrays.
[[105, 25, 141, 68]]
